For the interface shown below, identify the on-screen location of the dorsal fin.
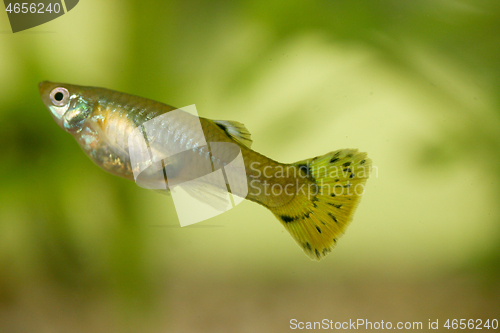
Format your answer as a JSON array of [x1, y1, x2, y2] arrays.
[[214, 120, 252, 148]]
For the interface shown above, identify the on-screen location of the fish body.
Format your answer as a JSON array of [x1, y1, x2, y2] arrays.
[[39, 81, 371, 260]]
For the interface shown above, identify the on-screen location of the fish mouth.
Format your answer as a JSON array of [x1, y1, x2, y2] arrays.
[[38, 81, 47, 91], [38, 81, 55, 106]]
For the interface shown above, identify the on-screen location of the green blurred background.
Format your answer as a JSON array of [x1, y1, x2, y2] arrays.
[[1, 0, 499, 332]]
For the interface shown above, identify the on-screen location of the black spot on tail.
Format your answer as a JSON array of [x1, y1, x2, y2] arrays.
[[360, 159, 366, 165], [297, 164, 310, 176], [315, 249, 320, 258], [316, 226, 322, 233], [305, 242, 312, 251], [328, 203, 343, 209], [330, 157, 339, 164], [328, 213, 338, 224], [281, 215, 296, 223], [342, 162, 351, 167]]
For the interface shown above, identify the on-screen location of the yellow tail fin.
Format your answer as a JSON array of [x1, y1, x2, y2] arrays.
[[269, 149, 371, 261]]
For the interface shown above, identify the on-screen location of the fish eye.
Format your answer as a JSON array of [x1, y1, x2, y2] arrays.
[[50, 87, 70, 106]]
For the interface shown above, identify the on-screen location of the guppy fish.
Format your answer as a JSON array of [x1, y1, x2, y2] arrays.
[[39, 81, 371, 261]]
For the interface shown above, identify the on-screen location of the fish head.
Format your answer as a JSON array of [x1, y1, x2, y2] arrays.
[[39, 81, 92, 133]]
